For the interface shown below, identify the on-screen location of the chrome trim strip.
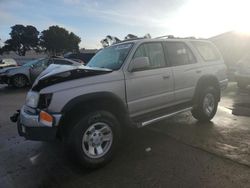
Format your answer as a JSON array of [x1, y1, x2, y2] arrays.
[[141, 107, 192, 127]]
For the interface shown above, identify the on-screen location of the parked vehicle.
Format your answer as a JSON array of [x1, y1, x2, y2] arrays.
[[235, 55, 250, 89], [0, 58, 18, 69], [12, 37, 228, 168], [0, 57, 82, 88], [64, 52, 96, 65]]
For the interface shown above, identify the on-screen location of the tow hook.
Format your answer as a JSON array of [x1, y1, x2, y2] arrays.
[[10, 110, 20, 123]]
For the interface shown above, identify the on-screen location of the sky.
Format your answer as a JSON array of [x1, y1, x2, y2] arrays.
[[0, 0, 250, 49]]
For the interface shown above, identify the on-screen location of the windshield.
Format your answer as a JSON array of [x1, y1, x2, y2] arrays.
[[22, 58, 45, 67], [87, 43, 133, 70]]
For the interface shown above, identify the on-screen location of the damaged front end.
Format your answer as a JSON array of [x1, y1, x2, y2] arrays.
[[32, 65, 112, 92], [11, 65, 112, 141]]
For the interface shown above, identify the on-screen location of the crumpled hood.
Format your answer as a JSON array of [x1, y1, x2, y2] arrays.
[[32, 64, 112, 91]]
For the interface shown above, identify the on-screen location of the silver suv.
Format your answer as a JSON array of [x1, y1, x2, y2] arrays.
[[12, 37, 228, 168]]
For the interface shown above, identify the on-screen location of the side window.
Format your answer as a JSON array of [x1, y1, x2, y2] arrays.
[[33, 59, 48, 69], [133, 42, 166, 70], [53, 59, 73, 65], [165, 42, 196, 66], [192, 41, 220, 61], [133, 45, 145, 58]]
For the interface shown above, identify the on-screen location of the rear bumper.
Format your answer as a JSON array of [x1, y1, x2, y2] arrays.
[[17, 106, 62, 141]]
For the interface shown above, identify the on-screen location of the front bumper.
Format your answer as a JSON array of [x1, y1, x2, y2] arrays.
[[0, 75, 10, 84], [16, 106, 62, 141]]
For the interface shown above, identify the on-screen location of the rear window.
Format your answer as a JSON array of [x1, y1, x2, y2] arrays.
[[192, 41, 221, 61]]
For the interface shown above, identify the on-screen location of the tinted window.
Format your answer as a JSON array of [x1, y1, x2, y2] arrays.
[[133, 43, 166, 69], [164, 42, 196, 66], [53, 59, 73, 65], [192, 41, 220, 61]]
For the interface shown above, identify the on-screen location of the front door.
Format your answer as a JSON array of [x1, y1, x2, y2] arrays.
[[124, 42, 175, 117]]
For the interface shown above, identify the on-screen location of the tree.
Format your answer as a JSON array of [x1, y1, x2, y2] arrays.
[[2, 24, 39, 56], [40, 25, 81, 55], [100, 35, 121, 47], [100, 33, 151, 47]]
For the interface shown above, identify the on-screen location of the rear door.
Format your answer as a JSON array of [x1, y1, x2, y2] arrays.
[[163, 41, 201, 103], [124, 42, 175, 117]]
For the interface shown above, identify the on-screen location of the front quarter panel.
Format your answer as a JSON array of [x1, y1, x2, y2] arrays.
[[42, 71, 126, 113]]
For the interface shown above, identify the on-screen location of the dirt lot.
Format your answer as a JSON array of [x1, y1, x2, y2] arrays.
[[0, 83, 250, 188]]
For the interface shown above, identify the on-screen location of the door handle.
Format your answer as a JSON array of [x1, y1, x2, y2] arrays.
[[196, 70, 202, 73], [162, 75, 170, 79]]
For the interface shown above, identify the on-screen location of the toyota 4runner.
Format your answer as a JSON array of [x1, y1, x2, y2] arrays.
[[12, 37, 228, 168]]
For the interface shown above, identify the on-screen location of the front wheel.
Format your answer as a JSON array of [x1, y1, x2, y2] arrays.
[[192, 86, 219, 122], [68, 111, 121, 168]]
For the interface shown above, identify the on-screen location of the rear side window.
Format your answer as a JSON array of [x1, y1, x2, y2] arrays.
[[164, 42, 196, 66], [133, 42, 166, 69], [192, 41, 220, 61]]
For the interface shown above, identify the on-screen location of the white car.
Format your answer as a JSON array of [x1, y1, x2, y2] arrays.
[[0, 58, 18, 69], [235, 55, 250, 89]]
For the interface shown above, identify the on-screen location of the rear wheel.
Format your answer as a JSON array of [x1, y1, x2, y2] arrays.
[[68, 111, 121, 168], [12, 75, 28, 88], [192, 86, 218, 122]]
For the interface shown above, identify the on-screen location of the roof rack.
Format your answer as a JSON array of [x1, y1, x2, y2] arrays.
[[155, 35, 175, 39], [115, 37, 146, 44], [154, 35, 196, 39]]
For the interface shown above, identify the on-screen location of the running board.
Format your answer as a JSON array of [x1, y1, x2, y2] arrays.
[[139, 107, 192, 127]]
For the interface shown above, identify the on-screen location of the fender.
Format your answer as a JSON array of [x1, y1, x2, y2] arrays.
[[61, 91, 131, 127], [62, 92, 126, 112]]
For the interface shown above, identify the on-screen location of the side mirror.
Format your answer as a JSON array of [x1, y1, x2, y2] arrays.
[[129, 57, 150, 72]]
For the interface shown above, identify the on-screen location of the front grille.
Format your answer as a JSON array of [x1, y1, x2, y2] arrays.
[[38, 94, 52, 109]]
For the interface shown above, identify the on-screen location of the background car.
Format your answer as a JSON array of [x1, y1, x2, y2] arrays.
[[0, 57, 82, 88], [64, 52, 96, 65], [0, 58, 18, 69], [235, 55, 250, 89]]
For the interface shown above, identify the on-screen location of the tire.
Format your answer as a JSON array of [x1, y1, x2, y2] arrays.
[[192, 86, 218, 122], [67, 111, 121, 168], [12, 75, 28, 88], [238, 82, 247, 89]]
